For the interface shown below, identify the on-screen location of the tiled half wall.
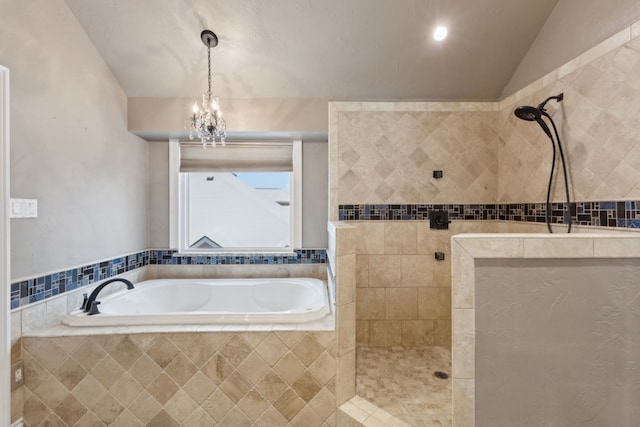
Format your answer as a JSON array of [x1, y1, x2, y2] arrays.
[[21, 331, 337, 426], [11, 249, 327, 310]]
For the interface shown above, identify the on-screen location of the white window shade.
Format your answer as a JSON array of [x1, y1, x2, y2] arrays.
[[179, 142, 293, 172]]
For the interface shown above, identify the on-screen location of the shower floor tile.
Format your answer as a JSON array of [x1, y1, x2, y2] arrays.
[[356, 346, 452, 427]]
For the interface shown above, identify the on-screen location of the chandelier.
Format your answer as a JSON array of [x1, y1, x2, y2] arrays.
[[185, 30, 227, 147]]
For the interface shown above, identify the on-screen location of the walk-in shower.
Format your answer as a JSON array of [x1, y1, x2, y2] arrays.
[[514, 93, 571, 233]]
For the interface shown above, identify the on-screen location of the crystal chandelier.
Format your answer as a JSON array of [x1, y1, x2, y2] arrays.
[[185, 30, 227, 147]]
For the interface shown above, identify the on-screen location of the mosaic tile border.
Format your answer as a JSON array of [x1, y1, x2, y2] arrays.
[[10, 251, 148, 309], [11, 249, 327, 310], [338, 201, 640, 228], [149, 249, 328, 265]]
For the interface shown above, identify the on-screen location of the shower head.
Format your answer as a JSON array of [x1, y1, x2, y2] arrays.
[[514, 105, 541, 121], [514, 105, 552, 138]]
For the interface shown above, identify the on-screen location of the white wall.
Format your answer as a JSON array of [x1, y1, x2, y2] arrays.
[[148, 142, 169, 248], [302, 141, 328, 248], [128, 97, 328, 136], [503, 0, 640, 96], [0, 0, 149, 279]]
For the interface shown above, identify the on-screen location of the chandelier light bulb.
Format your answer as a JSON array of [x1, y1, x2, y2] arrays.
[[192, 103, 199, 114], [434, 26, 448, 41]]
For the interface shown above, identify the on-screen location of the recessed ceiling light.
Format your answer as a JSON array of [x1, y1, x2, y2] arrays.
[[433, 26, 448, 41]]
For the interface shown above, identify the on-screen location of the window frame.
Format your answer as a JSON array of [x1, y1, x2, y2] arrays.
[[169, 139, 302, 254]]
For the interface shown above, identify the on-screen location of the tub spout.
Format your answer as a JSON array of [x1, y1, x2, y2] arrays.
[[84, 278, 134, 315]]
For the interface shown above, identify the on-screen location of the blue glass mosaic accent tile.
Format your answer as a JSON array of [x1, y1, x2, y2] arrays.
[[339, 200, 640, 228], [148, 249, 327, 266], [11, 248, 326, 310], [11, 250, 147, 311]]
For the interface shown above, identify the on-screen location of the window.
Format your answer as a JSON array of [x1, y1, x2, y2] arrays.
[[170, 140, 302, 253]]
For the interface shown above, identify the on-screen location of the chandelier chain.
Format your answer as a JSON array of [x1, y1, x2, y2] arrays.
[[207, 44, 212, 97]]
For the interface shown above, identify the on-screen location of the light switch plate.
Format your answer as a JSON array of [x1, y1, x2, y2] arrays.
[[10, 198, 37, 218]]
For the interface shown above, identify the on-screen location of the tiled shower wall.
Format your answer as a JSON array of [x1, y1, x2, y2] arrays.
[[353, 221, 495, 348], [500, 35, 640, 203], [331, 105, 500, 212], [329, 103, 502, 348], [330, 31, 640, 349]]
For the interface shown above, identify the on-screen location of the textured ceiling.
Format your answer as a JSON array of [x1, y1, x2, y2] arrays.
[[64, 0, 558, 101]]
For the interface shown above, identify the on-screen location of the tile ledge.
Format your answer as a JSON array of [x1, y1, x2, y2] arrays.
[[22, 318, 335, 338], [453, 233, 638, 239], [339, 395, 412, 427]]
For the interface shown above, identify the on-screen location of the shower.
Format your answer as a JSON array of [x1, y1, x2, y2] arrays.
[[514, 93, 571, 233]]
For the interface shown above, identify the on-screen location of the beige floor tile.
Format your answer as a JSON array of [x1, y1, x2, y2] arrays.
[[356, 346, 452, 427]]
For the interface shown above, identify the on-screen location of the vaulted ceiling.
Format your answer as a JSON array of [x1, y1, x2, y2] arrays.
[[64, 0, 558, 101]]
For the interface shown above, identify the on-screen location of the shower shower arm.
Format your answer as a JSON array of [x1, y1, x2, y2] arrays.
[[537, 93, 564, 112]]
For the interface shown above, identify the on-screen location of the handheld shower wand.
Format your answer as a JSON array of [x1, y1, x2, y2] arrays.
[[514, 93, 571, 233]]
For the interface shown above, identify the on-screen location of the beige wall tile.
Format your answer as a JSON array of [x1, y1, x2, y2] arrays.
[[308, 386, 336, 422], [309, 351, 337, 386], [356, 254, 370, 288], [434, 319, 452, 347], [11, 338, 21, 365], [368, 255, 401, 287], [594, 237, 640, 257], [337, 302, 356, 356], [523, 237, 594, 258], [418, 287, 451, 320], [34, 375, 68, 409], [433, 258, 451, 287], [455, 236, 525, 258], [356, 321, 370, 347], [11, 388, 23, 424], [353, 222, 385, 254], [356, 288, 386, 320], [401, 320, 434, 346], [400, 255, 434, 286], [417, 225, 452, 255], [451, 242, 476, 309], [336, 349, 356, 405], [452, 309, 475, 380], [369, 320, 402, 347], [336, 253, 356, 305], [385, 288, 418, 319], [453, 379, 475, 427], [384, 223, 417, 254], [293, 335, 326, 367], [335, 224, 356, 256], [334, 110, 499, 205], [21, 331, 337, 426]]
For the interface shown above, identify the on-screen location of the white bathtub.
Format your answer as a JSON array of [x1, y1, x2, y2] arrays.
[[63, 277, 330, 327]]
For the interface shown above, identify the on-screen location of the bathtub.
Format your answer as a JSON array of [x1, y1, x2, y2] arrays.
[[63, 277, 330, 327]]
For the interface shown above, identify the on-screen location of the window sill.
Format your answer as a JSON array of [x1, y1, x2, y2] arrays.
[[172, 250, 298, 257]]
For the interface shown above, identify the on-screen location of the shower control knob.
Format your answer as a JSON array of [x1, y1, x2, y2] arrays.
[[430, 210, 450, 230]]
